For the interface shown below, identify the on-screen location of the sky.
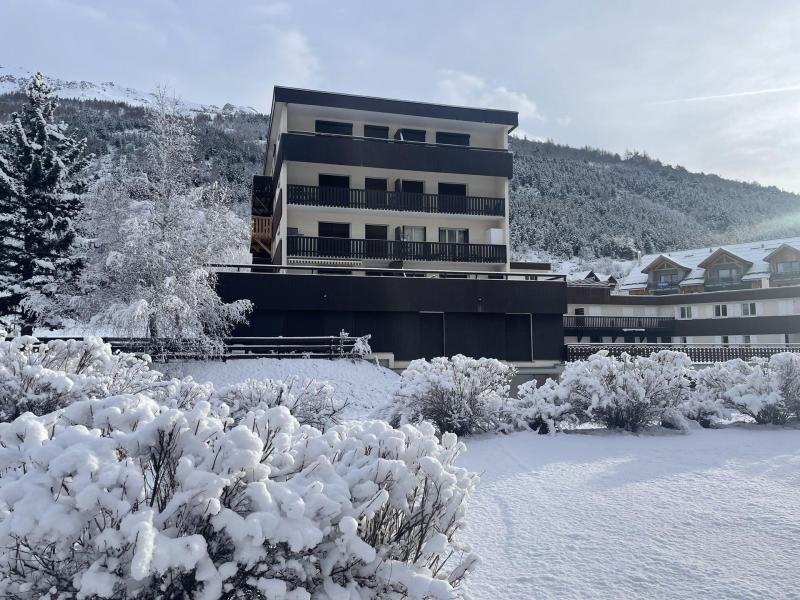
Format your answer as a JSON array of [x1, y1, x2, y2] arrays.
[[4, 0, 800, 192]]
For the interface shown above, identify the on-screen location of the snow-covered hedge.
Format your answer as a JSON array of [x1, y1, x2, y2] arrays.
[[212, 377, 344, 431], [0, 395, 478, 598], [507, 350, 800, 433], [389, 355, 515, 435], [0, 336, 161, 421]]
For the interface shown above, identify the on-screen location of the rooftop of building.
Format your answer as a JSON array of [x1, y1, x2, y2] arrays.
[[619, 236, 800, 291]]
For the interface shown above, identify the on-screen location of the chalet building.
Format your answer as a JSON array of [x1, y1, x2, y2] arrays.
[[218, 87, 567, 370], [252, 86, 515, 271], [619, 238, 800, 295], [564, 238, 800, 362]]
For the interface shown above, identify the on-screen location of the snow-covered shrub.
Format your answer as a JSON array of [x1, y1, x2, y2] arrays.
[[685, 361, 747, 427], [389, 354, 515, 435], [0, 336, 162, 420], [0, 395, 479, 599], [350, 333, 373, 359], [559, 351, 692, 432], [212, 376, 345, 430], [506, 378, 581, 434], [724, 358, 789, 424], [769, 352, 800, 418]]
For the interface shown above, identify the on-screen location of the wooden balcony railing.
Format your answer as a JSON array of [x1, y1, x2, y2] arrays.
[[563, 315, 675, 330], [566, 343, 800, 363], [287, 235, 507, 264], [250, 216, 273, 257], [287, 184, 505, 217]]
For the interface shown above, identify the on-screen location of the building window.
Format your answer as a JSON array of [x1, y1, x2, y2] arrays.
[[398, 180, 424, 194], [438, 182, 467, 196], [435, 131, 470, 146], [318, 222, 350, 238], [679, 306, 693, 319], [741, 302, 757, 316], [364, 125, 389, 139], [439, 228, 469, 244], [315, 120, 353, 136], [712, 266, 739, 282], [589, 335, 602, 343], [396, 226, 425, 242], [654, 270, 681, 286], [395, 128, 426, 142], [661, 336, 673, 344], [714, 304, 728, 317], [743, 335, 752, 345], [680, 336, 688, 344], [776, 260, 800, 274], [365, 224, 388, 240], [721, 335, 730, 345]]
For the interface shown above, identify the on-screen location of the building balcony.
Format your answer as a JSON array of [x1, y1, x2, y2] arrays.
[[274, 131, 513, 179], [566, 343, 800, 363], [703, 279, 751, 291], [287, 235, 507, 264], [286, 184, 504, 217], [563, 315, 675, 332], [771, 269, 800, 285]]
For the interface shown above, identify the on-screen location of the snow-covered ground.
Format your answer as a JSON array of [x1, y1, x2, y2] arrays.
[[165, 358, 399, 419], [459, 427, 800, 599]]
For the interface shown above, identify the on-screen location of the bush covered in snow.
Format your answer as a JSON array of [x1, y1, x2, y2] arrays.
[[506, 378, 581, 434], [389, 355, 515, 436], [0, 336, 162, 421], [0, 394, 479, 598], [212, 377, 345, 431], [555, 351, 693, 432]]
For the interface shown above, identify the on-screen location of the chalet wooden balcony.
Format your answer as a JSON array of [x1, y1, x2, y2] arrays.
[[287, 184, 505, 217], [287, 235, 507, 264], [563, 315, 675, 332], [703, 279, 751, 291], [771, 269, 800, 284], [566, 343, 800, 363]]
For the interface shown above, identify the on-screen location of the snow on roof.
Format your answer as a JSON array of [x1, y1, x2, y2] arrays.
[[619, 236, 800, 290], [640, 254, 692, 273]]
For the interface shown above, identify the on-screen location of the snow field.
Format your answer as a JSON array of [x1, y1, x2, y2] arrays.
[[458, 428, 800, 599]]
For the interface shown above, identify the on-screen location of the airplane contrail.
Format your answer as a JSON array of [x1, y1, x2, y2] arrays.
[[650, 84, 800, 105]]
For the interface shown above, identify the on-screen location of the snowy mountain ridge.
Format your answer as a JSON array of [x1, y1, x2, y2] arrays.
[[0, 65, 261, 116]]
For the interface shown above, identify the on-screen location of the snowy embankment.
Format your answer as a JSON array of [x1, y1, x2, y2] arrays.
[[165, 357, 400, 419], [459, 428, 800, 599]]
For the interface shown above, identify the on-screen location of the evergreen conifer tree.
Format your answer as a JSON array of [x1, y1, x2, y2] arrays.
[[0, 73, 88, 333]]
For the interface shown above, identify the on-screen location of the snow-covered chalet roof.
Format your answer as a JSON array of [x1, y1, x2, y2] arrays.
[[619, 236, 800, 291]]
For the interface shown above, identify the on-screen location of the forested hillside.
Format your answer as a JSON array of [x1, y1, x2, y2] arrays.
[[0, 92, 267, 208], [3, 88, 799, 262], [510, 138, 800, 259]]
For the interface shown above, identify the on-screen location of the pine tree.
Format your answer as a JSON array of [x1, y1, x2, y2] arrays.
[[0, 73, 88, 334]]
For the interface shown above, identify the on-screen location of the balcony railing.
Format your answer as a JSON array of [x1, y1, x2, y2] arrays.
[[771, 269, 800, 282], [273, 131, 514, 179], [704, 279, 751, 291], [287, 184, 504, 217], [566, 343, 800, 363], [563, 315, 675, 330], [287, 235, 507, 264]]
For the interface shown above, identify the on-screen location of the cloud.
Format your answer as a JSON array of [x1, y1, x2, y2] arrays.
[[435, 70, 542, 122], [251, 2, 291, 18], [649, 84, 800, 105], [268, 29, 319, 89], [556, 115, 572, 127]]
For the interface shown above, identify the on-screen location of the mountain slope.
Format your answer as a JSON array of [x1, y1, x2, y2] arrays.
[[510, 138, 800, 259], [0, 65, 259, 116]]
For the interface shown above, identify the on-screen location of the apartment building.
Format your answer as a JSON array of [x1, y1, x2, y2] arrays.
[[218, 87, 567, 370], [563, 238, 800, 362], [252, 86, 515, 271]]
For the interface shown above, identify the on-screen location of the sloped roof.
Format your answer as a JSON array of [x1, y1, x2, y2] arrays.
[[640, 254, 692, 273], [619, 236, 800, 291], [764, 243, 800, 262], [697, 247, 753, 269]]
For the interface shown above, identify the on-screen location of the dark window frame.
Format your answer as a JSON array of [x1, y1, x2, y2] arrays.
[[318, 221, 351, 238], [364, 124, 390, 139], [395, 128, 426, 142], [365, 224, 388, 240], [315, 120, 354, 136], [436, 131, 470, 146]]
